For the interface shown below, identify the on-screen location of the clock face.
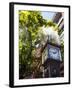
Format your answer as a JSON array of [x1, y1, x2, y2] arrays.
[[48, 44, 61, 60]]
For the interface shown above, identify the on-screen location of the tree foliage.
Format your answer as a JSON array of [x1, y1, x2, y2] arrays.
[[19, 11, 48, 78]]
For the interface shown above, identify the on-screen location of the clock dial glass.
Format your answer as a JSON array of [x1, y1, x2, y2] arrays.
[[48, 44, 61, 60]]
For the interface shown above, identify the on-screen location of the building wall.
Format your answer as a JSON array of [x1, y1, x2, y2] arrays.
[[52, 12, 64, 44]]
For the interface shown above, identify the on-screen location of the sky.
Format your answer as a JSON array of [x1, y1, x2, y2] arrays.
[[41, 11, 56, 21]]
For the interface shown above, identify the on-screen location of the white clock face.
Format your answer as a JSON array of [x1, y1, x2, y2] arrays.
[[49, 47, 60, 60]]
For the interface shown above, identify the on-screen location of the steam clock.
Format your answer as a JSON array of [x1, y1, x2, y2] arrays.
[[41, 41, 62, 78]]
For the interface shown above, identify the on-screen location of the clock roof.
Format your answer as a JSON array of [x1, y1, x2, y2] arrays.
[[41, 40, 61, 53]]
